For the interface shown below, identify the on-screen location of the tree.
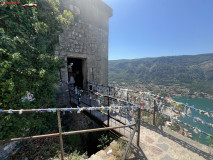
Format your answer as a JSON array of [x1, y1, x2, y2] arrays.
[[0, 0, 73, 139]]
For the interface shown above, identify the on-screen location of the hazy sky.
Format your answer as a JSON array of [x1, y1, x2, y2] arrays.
[[102, 0, 213, 60]]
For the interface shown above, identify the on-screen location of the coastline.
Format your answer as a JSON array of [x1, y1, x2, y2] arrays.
[[173, 97, 213, 146]]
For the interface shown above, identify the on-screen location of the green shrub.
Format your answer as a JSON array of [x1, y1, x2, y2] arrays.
[[0, 0, 73, 139], [156, 113, 169, 126], [97, 134, 115, 150], [169, 123, 180, 132], [66, 150, 87, 160]]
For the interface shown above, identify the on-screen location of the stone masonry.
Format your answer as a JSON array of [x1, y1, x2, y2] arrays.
[[55, 0, 113, 105]]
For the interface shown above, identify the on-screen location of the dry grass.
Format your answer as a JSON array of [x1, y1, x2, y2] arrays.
[[108, 139, 132, 160]]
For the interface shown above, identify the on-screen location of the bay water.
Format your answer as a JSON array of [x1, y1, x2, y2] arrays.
[[174, 97, 213, 146]]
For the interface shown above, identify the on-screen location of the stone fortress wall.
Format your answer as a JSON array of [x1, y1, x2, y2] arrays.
[[56, 0, 113, 105]]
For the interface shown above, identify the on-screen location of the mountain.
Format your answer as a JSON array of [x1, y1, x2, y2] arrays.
[[108, 53, 213, 94]]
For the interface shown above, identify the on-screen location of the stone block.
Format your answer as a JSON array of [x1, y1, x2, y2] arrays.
[[156, 143, 169, 151], [74, 40, 78, 44], [71, 44, 75, 48], [160, 155, 173, 160], [69, 48, 74, 52], [149, 146, 163, 155], [75, 49, 79, 53], [71, 36, 75, 40], [60, 52, 67, 56], [0, 142, 19, 159]]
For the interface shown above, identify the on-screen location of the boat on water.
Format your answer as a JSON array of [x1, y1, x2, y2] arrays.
[[188, 132, 192, 138], [184, 131, 192, 138], [183, 128, 188, 132]]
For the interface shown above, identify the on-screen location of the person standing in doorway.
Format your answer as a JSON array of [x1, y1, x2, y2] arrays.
[[68, 63, 73, 81], [69, 73, 75, 85], [68, 73, 75, 91]]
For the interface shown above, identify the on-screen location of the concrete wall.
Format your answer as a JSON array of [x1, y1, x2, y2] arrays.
[[56, 0, 112, 105]]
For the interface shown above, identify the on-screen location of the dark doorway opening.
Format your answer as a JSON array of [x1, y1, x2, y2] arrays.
[[67, 58, 83, 89]]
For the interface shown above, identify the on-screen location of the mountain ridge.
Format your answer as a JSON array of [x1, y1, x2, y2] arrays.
[[109, 53, 213, 61], [108, 53, 213, 95]]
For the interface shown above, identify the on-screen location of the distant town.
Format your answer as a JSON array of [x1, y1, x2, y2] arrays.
[[110, 81, 213, 99]]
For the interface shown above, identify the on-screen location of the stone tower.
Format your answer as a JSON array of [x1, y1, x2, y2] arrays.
[[55, 0, 113, 105]]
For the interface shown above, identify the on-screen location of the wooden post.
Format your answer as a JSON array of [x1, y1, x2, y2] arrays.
[[122, 125, 137, 160], [57, 109, 64, 160], [137, 107, 141, 146], [78, 91, 80, 106], [107, 96, 110, 126], [153, 100, 156, 125], [89, 92, 92, 113], [89, 91, 91, 106], [68, 84, 71, 104]]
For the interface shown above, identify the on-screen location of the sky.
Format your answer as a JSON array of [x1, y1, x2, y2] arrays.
[[102, 0, 213, 60]]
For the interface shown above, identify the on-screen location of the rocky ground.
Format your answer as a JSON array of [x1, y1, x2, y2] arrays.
[[82, 123, 213, 160], [82, 139, 144, 160], [49, 139, 142, 160]]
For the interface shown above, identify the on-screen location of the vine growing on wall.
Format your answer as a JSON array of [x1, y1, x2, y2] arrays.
[[0, 0, 73, 139]]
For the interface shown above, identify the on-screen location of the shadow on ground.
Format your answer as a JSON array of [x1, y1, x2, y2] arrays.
[[128, 145, 148, 160], [141, 121, 213, 160]]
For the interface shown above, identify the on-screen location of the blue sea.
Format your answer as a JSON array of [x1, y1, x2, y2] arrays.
[[174, 97, 213, 146]]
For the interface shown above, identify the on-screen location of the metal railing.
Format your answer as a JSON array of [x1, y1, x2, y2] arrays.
[[0, 106, 138, 160], [87, 82, 213, 139]]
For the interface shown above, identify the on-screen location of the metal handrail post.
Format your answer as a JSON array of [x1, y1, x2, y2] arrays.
[[137, 107, 141, 146], [153, 100, 156, 125]]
